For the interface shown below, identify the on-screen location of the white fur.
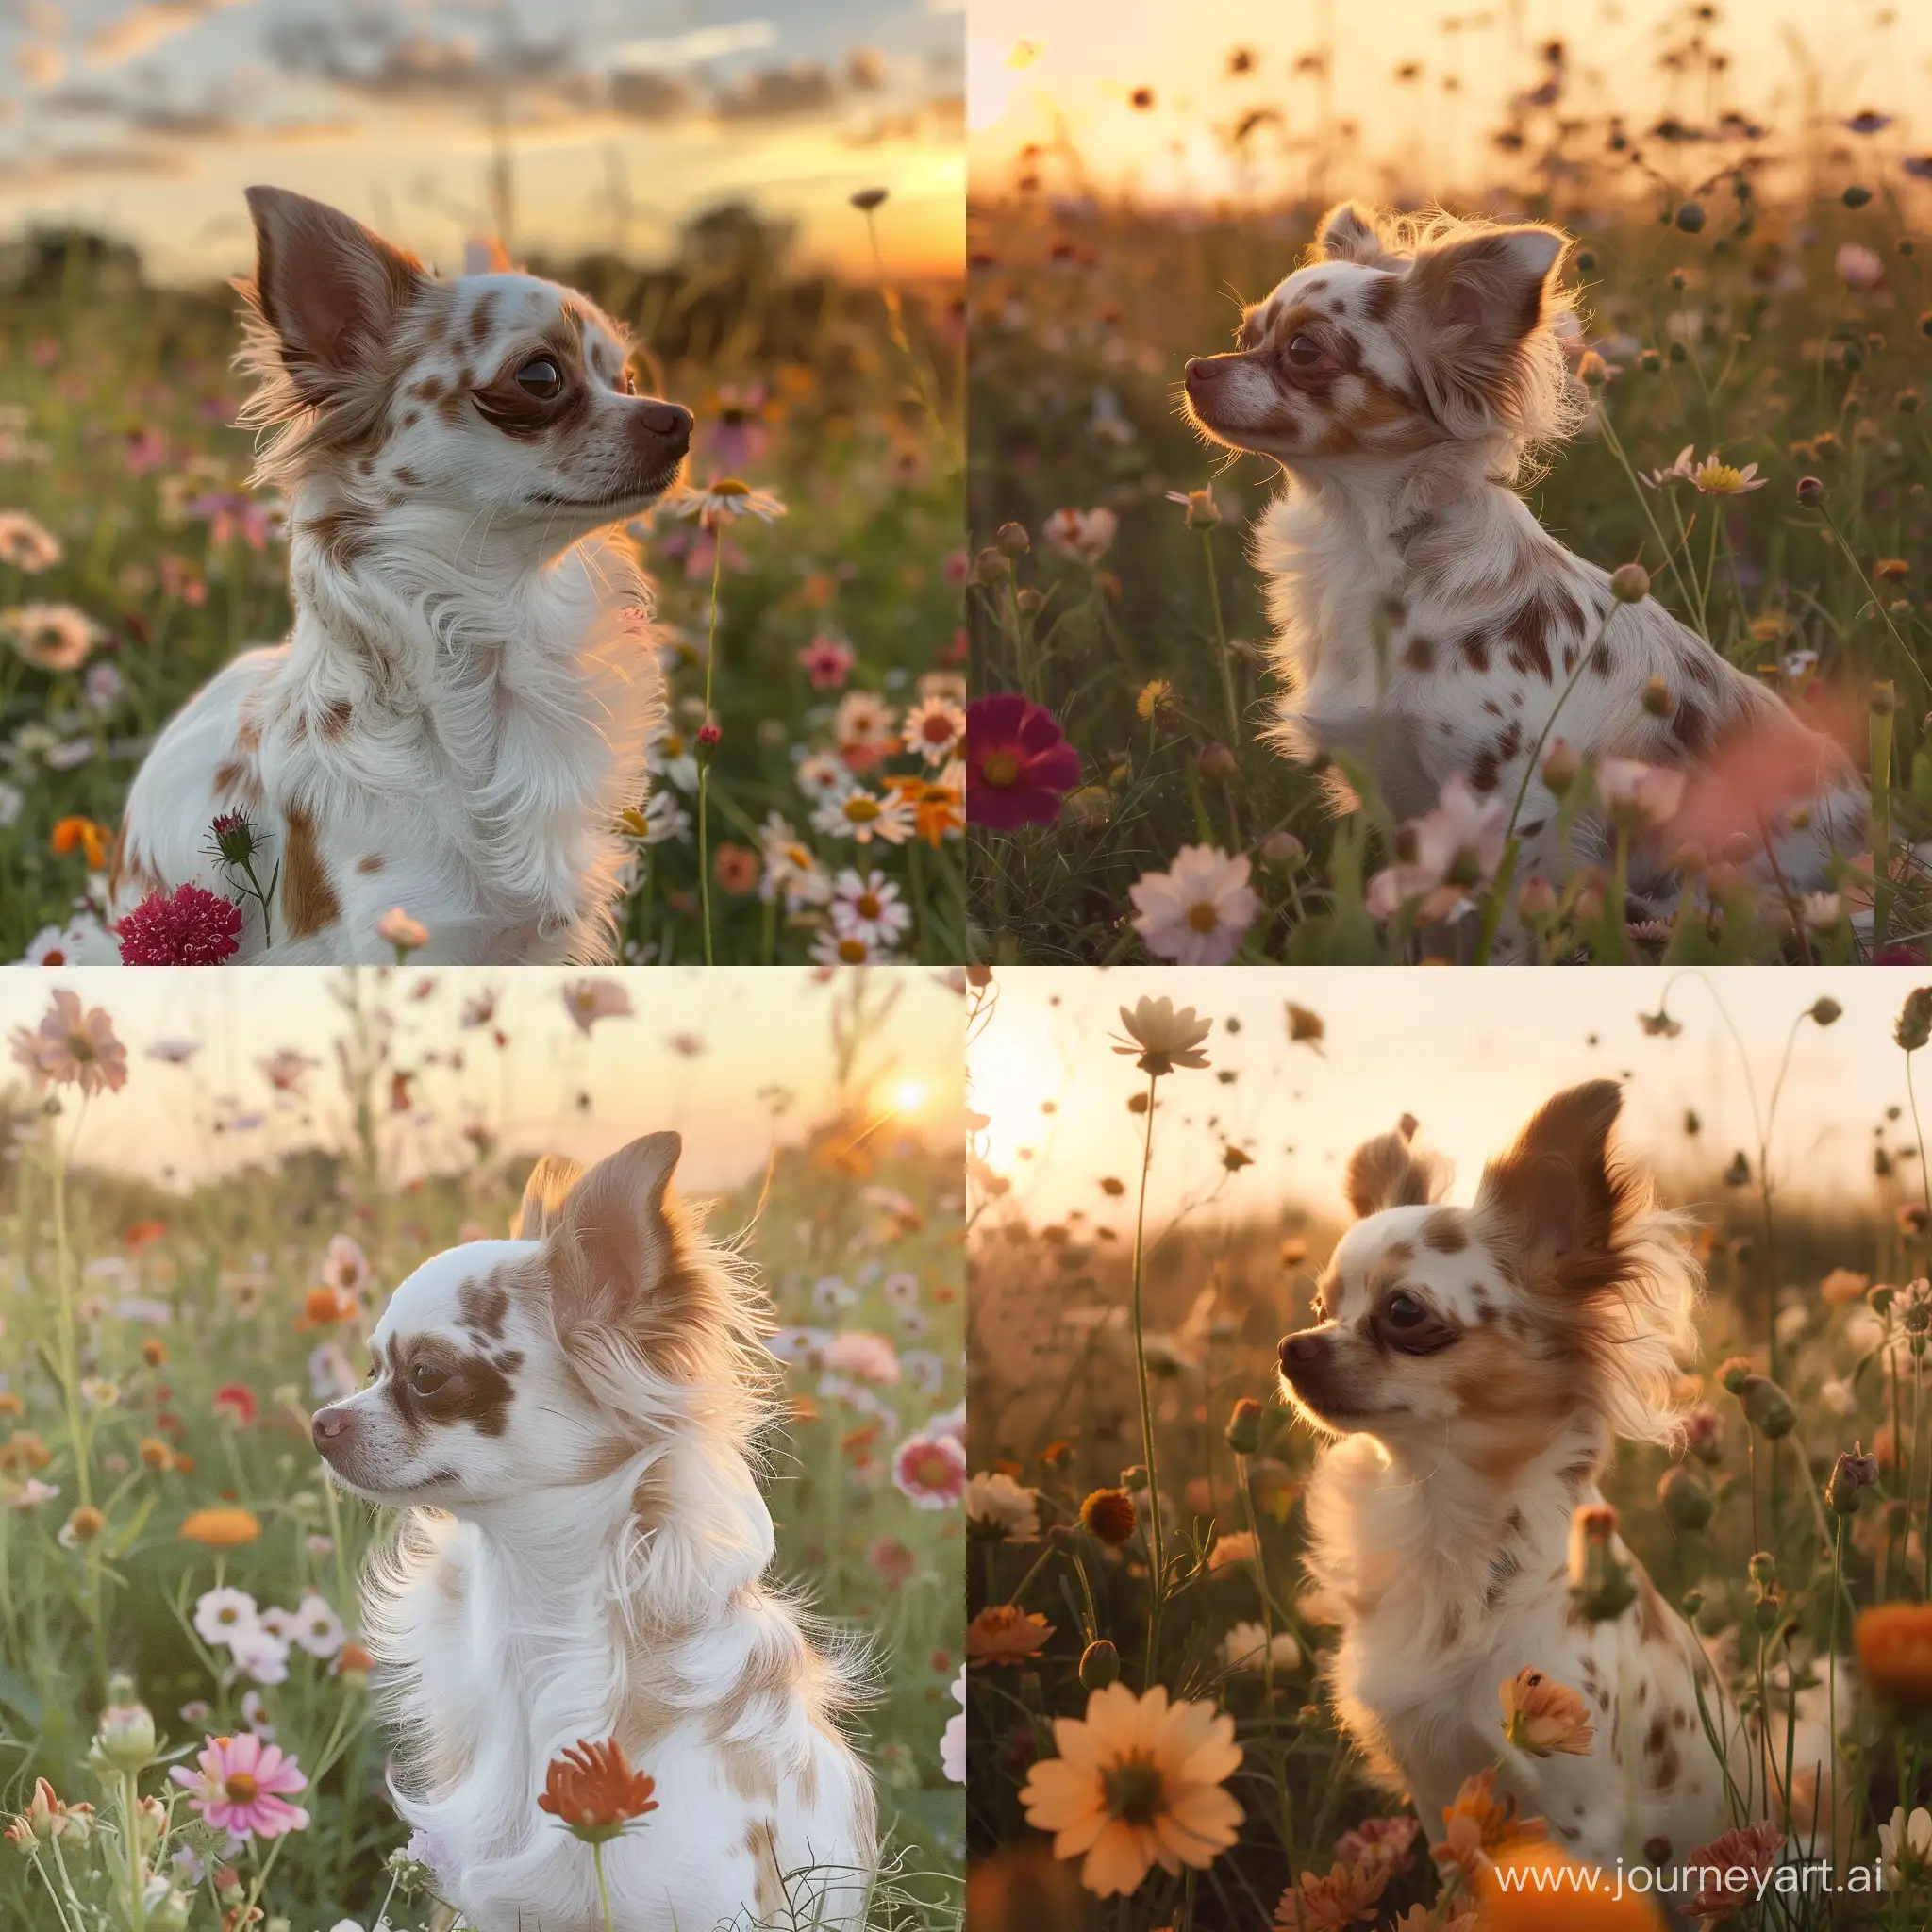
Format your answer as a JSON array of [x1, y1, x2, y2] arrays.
[[312, 1142, 875, 1931]]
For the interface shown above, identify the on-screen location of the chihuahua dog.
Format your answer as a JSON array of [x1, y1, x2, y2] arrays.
[[111, 187, 691, 964], [1183, 202, 1860, 937], [1276, 1084, 1828, 1876], [310, 1134, 875, 1932]]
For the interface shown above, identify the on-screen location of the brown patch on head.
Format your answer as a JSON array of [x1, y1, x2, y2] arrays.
[[743, 1818, 785, 1921], [458, 1274, 510, 1342], [355, 853, 385, 874], [706, 1622, 808, 1747], [723, 1744, 778, 1806], [213, 757, 265, 810], [1403, 636, 1436, 673], [280, 803, 341, 940], [1343, 1115, 1449, 1219], [319, 698, 353, 741], [1422, 1208, 1469, 1254], [1362, 274, 1399, 323], [1459, 630, 1491, 675]]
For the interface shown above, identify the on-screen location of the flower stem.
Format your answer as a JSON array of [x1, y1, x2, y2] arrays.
[[697, 534, 724, 966], [1127, 1068, 1166, 1683], [121, 1769, 146, 1932], [1201, 528, 1239, 747], [594, 1838, 616, 1932]]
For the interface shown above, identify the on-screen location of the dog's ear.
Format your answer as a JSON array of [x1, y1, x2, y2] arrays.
[[1343, 1114, 1450, 1219], [1312, 201, 1393, 267], [1406, 222, 1566, 349], [546, 1132, 683, 1337], [1474, 1081, 1624, 1266], [512, 1154, 586, 1240], [242, 185, 428, 402]]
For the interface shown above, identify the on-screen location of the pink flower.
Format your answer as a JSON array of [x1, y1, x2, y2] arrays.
[[562, 977, 633, 1036], [1837, 242, 1885, 291], [375, 907, 428, 954], [117, 883, 242, 965], [1683, 1821, 1782, 1918], [824, 1330, 901, 1384], [798, 634, 856, 691], [211, 1383, 258, 1426], [967, 693, 1080, 830], [1366, 773, 1508, 923], [170, 1732, 308, 1840], [1334, 1814, 1420, 1873], [8, 990, 128, 1097], [892, 1431, 967, 1508], [183, 491, 280, 552], [1041, 506, 1118, 562], [1599, 757, 1687, 828]]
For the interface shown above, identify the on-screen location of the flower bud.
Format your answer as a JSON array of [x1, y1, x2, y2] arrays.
[[1260, 830, 1307, 875], [1015, 588, 1045, 617], [1517, 876, 1557, 919], [972, 547, 1010, 585], [1224, 1397, 1265, 1456], [96, 1680, 157, 1773], [1896, 988, 1932, 1053], [1674, 201, 1706, 233], [1826, 1445, 1881, 1515], [1641, 675, 1673, 715], [1541, 738, 1581, 793], [1657, 1464, 1715, 1533], [1809, 997, 1843, 1027], [1748, 1549, 1777, 1589], [1740, 1374, 1797, 1438], [995, 521, 1031, 557], [1796, 475, 1824, 507], [1684, 1406, 1724, 1465], [1079, 1640, 1120, 1690], [1197, 742, 1238, 784], [1610, 562, 1652, 604], [1715, 1356, 1753, 1396], [1872, 679, 1897, 717], [1568, 1504, 1638, 1623]]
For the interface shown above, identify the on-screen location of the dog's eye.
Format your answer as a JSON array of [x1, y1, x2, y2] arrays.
[[1287, 333, 1325, 368], [1386, 1291, 1425, 1327], [515, 358, 563, 399], [408, 1361, 450, 1396]]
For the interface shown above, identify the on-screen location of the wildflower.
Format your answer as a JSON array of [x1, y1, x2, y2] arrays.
[[1567, 1504, 1638, 1621], [375, 907, 428, 956], [4, 600, 100, 670], [563, 977, 633, 1036], [967, 1604, 1054, 1665], [0, 509, 61, 571], [194, 1588, 261, 1648], [891, 1430, 967, 1507], [797, 633, 855, 690], [1367, 774, 1509, 922], [1683, 1822, 1782, 1917], [966, 692, 1080, 829], [49, 817, 112, 875], [538, 1737, 658, 1843], [230, 1624, 291, 1686], [811, 786, 914, 845], [1827, 1444, 1882, 1514], [1598, 758, 1686, 829], [4, 1778, 93, 1846], [212, 1383, 258, 1425], [1879, 1805, 1932, 1886], [1041, 506, 1118, 562], [809, 927, 895, 966], [1857, 1602, 1932, 1701], [1499, 1667, 1594, 1756], [1433, 1766, 1545, 1883], [59, 1506, 105, 1546], [823, 1330, 900, 1383], [171, 1733, 309, 1839], [830, 868, 913, 947], [1129, 845, 1259, 965], [885, 763, 966, 845], [665, 478, 787, 532], [1333, 1816, 1419, 1873], [1838, 242, 1886, 291], [903, 693, 966, 763], [1019, 1682, 1243, 1898], [1207, 1531, 1257, 1572], [1165, 487, 1223, 528], [180, 1507, 262, 1549], [96, 1682, 158, 1772], [966, 1470, 1041, 1541], [758, 813, 831, 909], [833, 690, 900, 764], [291, 1594, 347, 1660], [9, 989, 128, 1096], [1222, 1622, 1301, 1673], [941, 1669, 965, 1784], [5, 1476, 58, 1510], [1274, 1854, 1393, 1929], [1609, 562, 1651, 603], [1641, 444, 1697, 488], [711, 841, 759, 894], [118, 883, 243, 965], [1110, 997, 1212, 1079], [1080, 1487, 1139, 1545]]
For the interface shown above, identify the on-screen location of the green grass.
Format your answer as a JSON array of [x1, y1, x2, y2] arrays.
[[0, 972, 964, 1930], [967, 33, 1932, 964], [0, 209, 965, 966]]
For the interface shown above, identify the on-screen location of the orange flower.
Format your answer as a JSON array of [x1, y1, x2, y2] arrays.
[[1857, 1602, 1932, 1702], [1080, 1488, 1139, 1546], [883, 766, 965, 845], [141, 1339, 167, 1368], [50, 816, 112, 871], [180, 1507, 261, 1548], [124, 1220, 169, 1249], [138, 1438, 174, 1471], [537, 1737, 658, 1845], [298, 1285, 353, 1327], [0, 1431, 50, 1471], [334, 1641, 374, 1678], [967, 1604, 1053, 1666], [1274, 1853, 1393, 1930], [1498, 1668, 1595, 1757], [1433, 1768, 1546, 1884]]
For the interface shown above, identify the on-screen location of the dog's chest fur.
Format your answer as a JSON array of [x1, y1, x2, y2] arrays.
[[1304, 1431, 1736, 1874], [369, 1485, 874, 1932], [113, 513, 663, 964]]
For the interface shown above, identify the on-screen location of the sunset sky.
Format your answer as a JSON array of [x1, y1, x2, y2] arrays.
[[969, 0, 1930, 207], [0, 0, 964, 286], [5, 966, 964, 1192], [971, 967, 1919, 1230]]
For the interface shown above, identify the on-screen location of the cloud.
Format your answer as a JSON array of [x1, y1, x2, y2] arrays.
[[716, 63, 839, 121], [608, 22, 778, 73], [88, 0, 257, 66], [265, 18, 575, 104], [0, 142, 188, 188]]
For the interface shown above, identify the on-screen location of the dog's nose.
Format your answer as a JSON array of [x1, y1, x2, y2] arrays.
[[640, 401, 692, 454], [1185, 357, 1222, 387], [311, 1407, 351, 1450], [1279, 1330, 1328, 1374]]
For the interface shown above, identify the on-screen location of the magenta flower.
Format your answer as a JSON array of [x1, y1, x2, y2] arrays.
[[171, 1732, 309, 1840], [117, 884, 242, 965], [965, 693, 1080, 830], [798, 633, 856, 691]]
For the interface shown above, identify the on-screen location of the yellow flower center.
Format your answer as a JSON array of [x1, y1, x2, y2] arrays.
[[662, 733, 684, 757], [844, 796, 881, 824], [1103, 1754, 1165, 1826], [1187, 901, 1219, 934], [921, 715, 954, 742], [837, 937, 866, 963], [1694, 462, 1744, 493], [710, 478, 750, 497], [909, 1447, 954, 1487], [224, 1772, 258, 1804], [980, 751, 1020, 788], [856, 893, 881, 919]]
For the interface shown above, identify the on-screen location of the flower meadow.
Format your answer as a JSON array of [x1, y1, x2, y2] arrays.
[[967, 9, 1932, 964], [0, 192, 964, 969], [964, 974, 1932, 1930], [0, 968, 965, 1930]]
